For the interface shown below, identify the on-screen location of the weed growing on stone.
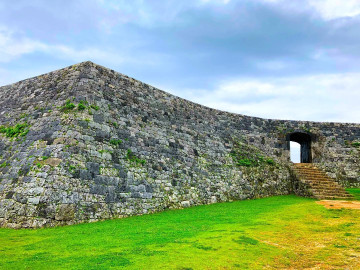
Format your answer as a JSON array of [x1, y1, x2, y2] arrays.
[[69, 164, 76, 173], [99, 149, 112, 154], [265, 158, 275, 165], [110, 139, 122, 146], [300, 125, 312, 133], [19, 113, 29, 119], [125, 149, 146, 165], [78, 101, 87, 111], [351, 141, 360, 148], [0, 161, 9, 168], [90, 104, 99, 111], [61, 100, 76, 112], [230, 140, 276, 167], [0, 122, 30, 138]]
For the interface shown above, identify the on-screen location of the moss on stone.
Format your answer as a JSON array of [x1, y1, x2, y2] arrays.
[[230, 139, 276, 168]]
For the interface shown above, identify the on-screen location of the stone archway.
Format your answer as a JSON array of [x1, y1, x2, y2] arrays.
[[287, 132, 312, 163]]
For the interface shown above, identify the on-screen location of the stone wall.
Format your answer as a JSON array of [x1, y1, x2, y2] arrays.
[[0, 61, 359, 228]]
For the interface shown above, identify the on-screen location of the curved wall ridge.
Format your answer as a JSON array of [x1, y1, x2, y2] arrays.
[[0, 61, 359, 228]]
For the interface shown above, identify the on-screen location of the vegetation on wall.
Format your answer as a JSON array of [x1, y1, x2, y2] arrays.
[[125, 149, 146, 165], [0, 161, 10, 168], [230, 139, 275, 167], [344, 140, 360, 148], [77, 100, 87, 111], [61, 100, 76, 112], [0, 122, 30, 138], [90, 104, 99, 111], [60, 99, 101, 115], [351, 141, 360, 148], [110, 139, 123, 146]]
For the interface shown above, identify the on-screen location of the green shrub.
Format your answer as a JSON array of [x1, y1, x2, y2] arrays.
[[125, 149, 146, 165], [99, 149, 112, 154], [78, 101, 86, 111], [0, 123, 30, 138], [0, 161, 9, 168], [61, 100, 76, 112], [266, 159, 275, 165], [110, 139, 122, 146], [236, 158, 254, 167], [351, 142, 360, 148], [90, 104, 99, 111]]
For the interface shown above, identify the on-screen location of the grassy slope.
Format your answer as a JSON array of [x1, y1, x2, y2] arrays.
[[0, 195, 359, 270]]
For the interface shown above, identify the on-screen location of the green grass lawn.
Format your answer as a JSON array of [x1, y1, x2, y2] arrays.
[[0, 195, 359, 269], [347, 188, 360, 200]]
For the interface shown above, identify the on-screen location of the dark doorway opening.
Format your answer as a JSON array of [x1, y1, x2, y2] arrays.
[[287, 132, 312, 163]]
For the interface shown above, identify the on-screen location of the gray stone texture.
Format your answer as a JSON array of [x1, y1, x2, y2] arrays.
[[0, 61, 359, 228]]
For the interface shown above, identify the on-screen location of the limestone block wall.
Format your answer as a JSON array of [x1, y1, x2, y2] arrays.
[[272, 120, 360, 187], [0, 61, 359, 228]]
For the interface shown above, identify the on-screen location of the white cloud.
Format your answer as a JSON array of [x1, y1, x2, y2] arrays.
[[308, 0, 360, 20], [258, 0, 360, 19], [0, 26, 127, 65], [43, 45, 126, 64], [0, 27, 47, 62], [171, 73, 360, 123]]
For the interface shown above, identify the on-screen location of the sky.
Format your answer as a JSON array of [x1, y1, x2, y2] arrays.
[[1, 0, 360, 133]]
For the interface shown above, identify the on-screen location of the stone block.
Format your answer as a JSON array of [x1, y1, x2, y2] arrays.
[[86, 162, 100, 176], [28, 197, 40, 205], [181, 201, 190, 208], [55, 204, 75, 221]]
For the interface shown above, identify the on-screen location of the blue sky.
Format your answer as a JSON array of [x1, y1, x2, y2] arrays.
[[1, 0, 360, 127]]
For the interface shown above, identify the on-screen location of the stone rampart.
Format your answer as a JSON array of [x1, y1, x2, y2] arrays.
[[0, 61, 359, 228]]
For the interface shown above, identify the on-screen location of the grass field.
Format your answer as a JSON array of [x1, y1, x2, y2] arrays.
[[347, 188, 360, 200], [0, 194, 359, 269]]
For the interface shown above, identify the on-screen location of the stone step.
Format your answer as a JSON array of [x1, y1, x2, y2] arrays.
[[301, 179, 337, 182], [318, 196, 352, 200], [301, 181, 340, 186], [311, 191, 352, 196], [310, 188, 350, 193], [295, 173, 329, 177], [292, 163, 353, 200], [305, 183, 341, 188], [294, 173, 329, 177]]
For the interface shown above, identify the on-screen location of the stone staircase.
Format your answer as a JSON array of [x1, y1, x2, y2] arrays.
[[293, 163, 353, 200]]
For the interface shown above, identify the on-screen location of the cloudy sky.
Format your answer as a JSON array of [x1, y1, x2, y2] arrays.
[[1, 0, 360, 125]]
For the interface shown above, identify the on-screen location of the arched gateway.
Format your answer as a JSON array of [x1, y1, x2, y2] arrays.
[[286, 132, 312, 163]]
